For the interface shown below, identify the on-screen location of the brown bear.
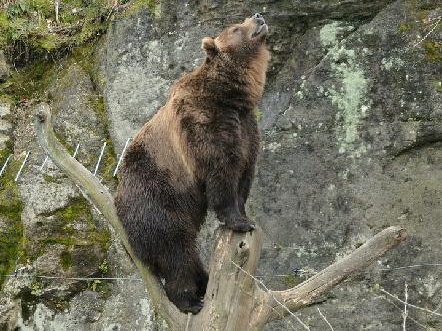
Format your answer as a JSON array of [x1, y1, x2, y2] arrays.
[[114, 13, 270, 314]]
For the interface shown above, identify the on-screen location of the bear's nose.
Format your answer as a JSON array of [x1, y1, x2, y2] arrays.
[[253, 13, 265, 25]]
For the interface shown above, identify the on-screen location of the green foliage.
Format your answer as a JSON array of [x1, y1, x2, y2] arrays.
[[0, 0, 112, 58], [89, 279, 102, 291], [69, 45, 117, 184], [71, 45, 96, 80], [88, 259, 110, 295], [98, 259, 108, 274], [0, 0, 118, 291], [30, 279, 42, 296], [54, 197, 93, 223], [42, 173, 60, 183], [0, 59, 54, 103], [39, 237, 76, 246], [101, 138, 117, 183]]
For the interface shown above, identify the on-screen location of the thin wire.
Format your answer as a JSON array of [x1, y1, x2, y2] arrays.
[[231, 260, 311, 331], [379, 263, 442, 271], [411, 15, 442, 48], [1, 273, 142, 281], [93, 141, 107, 176], [317, 307, 334, 331], [39, 156, 49, 171], [0, 154, 12, 176], [403, 283, 408, 331], [380, 288, 442, 318], [185, 312, 192, 331], [113, 137, 131, 177], [72, 142, 80, 159], [375, 294, 432, 330], [232, 276, 298, 330]]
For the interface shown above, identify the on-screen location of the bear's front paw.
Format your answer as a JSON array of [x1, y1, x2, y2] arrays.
[[225, 216, 256, 232]]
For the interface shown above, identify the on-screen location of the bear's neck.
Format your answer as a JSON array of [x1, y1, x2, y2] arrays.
[[177, 53, 267, 113], [188, 59, 267, 113]]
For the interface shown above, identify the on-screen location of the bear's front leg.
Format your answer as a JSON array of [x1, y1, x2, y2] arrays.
[[237, 158, 257, 217], [206, 169, 255, 232]]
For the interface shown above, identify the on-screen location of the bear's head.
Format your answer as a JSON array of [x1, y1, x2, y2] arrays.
[[202, 13, 270, 65]]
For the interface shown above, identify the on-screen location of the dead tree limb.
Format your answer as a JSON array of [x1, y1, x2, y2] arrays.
[[34, 102, 408, 331], [35, 103, 185, 329], [264, 226, 407, 325]]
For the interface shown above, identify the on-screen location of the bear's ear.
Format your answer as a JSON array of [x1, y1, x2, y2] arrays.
[[202, 37, 217, 59]]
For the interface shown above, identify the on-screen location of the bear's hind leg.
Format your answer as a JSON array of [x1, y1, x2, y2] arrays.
[[162, 252, 208, 314], [195, 267, 209, 299], [157, 224, 208, 314]]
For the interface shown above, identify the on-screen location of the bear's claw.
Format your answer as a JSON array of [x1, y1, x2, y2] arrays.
[[225, 217, 256, 232], [183, 298, 204, 315]]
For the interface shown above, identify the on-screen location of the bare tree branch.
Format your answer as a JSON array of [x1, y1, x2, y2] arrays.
[[34, 103, 185, 330], [265, 226, 408, 322]]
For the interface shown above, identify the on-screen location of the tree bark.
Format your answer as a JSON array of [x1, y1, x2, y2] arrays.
[[35, 103, 408, 331]]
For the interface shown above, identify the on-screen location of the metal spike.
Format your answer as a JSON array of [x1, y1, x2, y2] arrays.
[[15, 151, 31, 182], [93, 142, 107, 176], [0, 154, 12, 177], [113, 137, 131, 177]]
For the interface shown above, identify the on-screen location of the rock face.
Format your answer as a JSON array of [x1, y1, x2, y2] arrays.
[[0, 55, 157, 330], [102, 1, 442, 330], [1, 0, 441, 330], [252, 1, 442, 330], [0, 50, 10, 82], [0, 102, 12, 150]]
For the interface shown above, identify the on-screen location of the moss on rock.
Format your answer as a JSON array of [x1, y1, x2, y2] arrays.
[[1, 0, 112, 65], [424, 41, 442, 63], [122, 0, 161, 19], [0, 59, 54, 104], [29, 196, 111, 262], [0, 153, 24, 287], [90, 96, 117, 183], [59, 250, 74, 271]]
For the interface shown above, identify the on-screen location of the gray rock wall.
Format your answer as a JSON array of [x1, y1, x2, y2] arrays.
[[1, 0, 441, 330], [103, 1, 442, 330], [253, 1, 442, 329]]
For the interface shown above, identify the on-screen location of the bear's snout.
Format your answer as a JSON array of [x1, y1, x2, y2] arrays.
[[249, 13, 268, 38], [253, 13, 265, 25]]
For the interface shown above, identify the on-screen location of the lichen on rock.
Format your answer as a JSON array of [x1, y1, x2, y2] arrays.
[[327, 45, 372, 157]]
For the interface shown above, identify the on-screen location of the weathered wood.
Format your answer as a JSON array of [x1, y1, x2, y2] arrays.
[[265, 226, 408, 323], [185, 226, 266, 330], [35, 102, 408, 331], [34, 103, 185, 330]]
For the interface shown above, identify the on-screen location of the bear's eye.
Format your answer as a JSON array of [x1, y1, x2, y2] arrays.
[[232, 27, 240, 33]]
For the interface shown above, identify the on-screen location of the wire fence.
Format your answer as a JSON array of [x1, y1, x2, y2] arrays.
[[1, 262, 440, 330], [0, 137, 132, 182]]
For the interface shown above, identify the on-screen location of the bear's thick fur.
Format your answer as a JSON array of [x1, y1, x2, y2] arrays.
[[114, 13, 270, 314]]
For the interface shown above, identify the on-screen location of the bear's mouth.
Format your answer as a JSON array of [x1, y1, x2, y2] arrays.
[[250, 13, 269, 39], [251, 23, 268, 38]]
